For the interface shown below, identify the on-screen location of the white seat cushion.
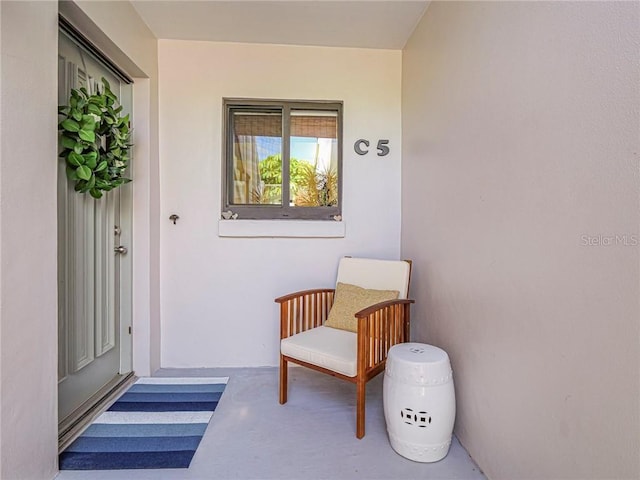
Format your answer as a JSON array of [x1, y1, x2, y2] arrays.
[[281, 326, 357, 377]]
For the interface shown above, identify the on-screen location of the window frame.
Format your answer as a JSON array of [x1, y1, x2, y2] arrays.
[[222, 98, 343, 220]]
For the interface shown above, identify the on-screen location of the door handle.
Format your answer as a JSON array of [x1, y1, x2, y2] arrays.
[[114, 246, 128, 255]]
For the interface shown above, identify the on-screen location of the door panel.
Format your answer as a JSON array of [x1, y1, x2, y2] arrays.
[[58, 30, 132, 424], [95, 193, 117, 358], [69, 191, 97, 374]]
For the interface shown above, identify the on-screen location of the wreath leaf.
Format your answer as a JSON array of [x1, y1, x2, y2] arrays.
[[76, 165, 92, 181], [78, 129, 95, 143], [61, 135, 76, 149], [83, 152, 98, 169], [87, 103, 102, 116], [61, 119, 80, 132], [67, 151, 84, 167], [66, 166, 79, 181]]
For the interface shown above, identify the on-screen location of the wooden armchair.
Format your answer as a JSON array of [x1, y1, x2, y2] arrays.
[[275, 257, 413, 438]]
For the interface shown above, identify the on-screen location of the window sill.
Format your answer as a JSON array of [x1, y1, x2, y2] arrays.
[[218, 220, 345, 238]]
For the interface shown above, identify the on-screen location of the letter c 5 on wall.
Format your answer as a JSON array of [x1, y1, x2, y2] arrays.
[[354, 139, 390, 156]]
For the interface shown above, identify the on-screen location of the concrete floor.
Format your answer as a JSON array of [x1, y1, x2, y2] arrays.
[[56, 367, 486, 480]]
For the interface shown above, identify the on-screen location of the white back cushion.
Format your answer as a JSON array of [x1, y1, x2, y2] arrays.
[[336, 257, 411, 299]]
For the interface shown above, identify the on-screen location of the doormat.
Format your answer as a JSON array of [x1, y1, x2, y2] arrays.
[[59, 377, 228, 470]]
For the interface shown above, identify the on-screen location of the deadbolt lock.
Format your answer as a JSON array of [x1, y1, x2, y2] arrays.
[[114, 246, 128, 255]]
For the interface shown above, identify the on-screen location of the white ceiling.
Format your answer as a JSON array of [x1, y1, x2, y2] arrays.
[[131, 1, 429, 50]]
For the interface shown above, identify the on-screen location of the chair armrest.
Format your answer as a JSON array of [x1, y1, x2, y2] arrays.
[[275, 288, 335, 339], [354, 298, 415, 319], [275, 288, 335, 304], [355, 299, 415, 375]]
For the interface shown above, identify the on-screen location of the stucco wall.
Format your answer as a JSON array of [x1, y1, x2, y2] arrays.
[[158, 40, 402, 367], [0, 1, 159, 478], [402, 2, 640, 479], [0, 2, 59, 478]]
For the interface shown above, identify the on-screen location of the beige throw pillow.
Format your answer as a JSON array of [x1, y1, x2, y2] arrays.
[[325, 282, 399, 333]]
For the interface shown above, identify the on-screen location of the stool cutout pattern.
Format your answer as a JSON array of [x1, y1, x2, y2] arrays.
[[401, 408, 432, 427]]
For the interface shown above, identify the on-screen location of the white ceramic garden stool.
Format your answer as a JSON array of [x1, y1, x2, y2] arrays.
[[383, 342, 455, 462]]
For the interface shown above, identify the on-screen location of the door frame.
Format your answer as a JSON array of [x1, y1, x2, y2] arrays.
[[58, 0, 159, 396], [57, 19, 135, 449]]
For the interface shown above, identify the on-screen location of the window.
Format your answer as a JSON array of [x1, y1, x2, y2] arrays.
[[223, 99, 342, 220]]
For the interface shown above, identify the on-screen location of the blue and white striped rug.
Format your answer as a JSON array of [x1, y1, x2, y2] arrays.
[[59, 377, 228, 470]]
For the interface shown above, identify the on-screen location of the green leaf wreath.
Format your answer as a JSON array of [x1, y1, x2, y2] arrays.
[[58, 77, 132, 199]]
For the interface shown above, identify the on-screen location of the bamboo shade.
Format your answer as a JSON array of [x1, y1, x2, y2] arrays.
[[233, 113, 336, 138]]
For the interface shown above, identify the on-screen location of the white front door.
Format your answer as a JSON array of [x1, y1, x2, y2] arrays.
[[57, 30, 133, 427]]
